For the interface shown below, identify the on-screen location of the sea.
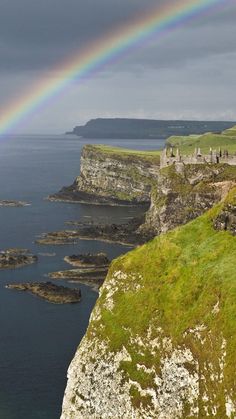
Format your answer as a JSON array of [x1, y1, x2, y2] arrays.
[[0, 124, 233, 419]]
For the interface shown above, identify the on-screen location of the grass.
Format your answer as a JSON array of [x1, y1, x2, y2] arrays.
[[167, 126, 236, 155], [84, 144, 161, 163], [87, 186, 236, 412], [84, 126, 236, 162], [222, 125, 236, 137]]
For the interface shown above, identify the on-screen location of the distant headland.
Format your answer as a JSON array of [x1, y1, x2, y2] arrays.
[[66, 118, 235, 139]]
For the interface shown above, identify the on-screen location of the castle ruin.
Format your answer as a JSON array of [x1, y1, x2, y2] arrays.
[[160, 147, 236, 169]]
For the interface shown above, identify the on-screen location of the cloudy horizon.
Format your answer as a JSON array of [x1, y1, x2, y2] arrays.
[[0, 0, 235, 134]]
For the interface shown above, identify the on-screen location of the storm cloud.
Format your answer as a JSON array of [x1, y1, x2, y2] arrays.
[[0, 0, 235, 133]]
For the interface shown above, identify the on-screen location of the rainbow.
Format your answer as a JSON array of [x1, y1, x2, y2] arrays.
[[0, 0, 228, 135]]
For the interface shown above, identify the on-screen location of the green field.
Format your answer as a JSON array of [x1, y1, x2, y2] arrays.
[[167, 125, 236, 155], [87, 125, 236, 160], [222, 126, 236, 136]]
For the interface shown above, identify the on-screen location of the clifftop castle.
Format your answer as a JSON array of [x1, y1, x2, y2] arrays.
[[160, 147, 236, 169]]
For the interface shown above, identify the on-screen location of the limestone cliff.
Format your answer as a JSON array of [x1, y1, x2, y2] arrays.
[[50, 145, 160, 205], [61, 188, 236, 418]]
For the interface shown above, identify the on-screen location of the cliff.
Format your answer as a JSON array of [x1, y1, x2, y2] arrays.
[[67, 118, 235, 139], [51, 145, 160, 205], [61, 187, 236, 418], [141, 163, 236, 236]]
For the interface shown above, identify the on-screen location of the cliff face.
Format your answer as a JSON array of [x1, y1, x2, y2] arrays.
[[51, 145, 160, 205], [141, 163, 236, 235], [61, 188, 236, 418], [76, 145, 160, 203]]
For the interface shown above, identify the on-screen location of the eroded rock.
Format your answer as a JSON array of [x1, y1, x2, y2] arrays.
[[214, 203, 236, 235]]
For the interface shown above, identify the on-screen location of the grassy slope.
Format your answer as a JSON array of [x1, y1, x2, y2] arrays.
[[88, 188, 236, 410], [97, 190, 236, 345], [167, 126, 236, 155], [222, 125, 236, 137], [85, 144, 161, 163]]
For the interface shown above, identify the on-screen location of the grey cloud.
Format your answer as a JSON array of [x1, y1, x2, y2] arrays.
[[0, 0, 235, 133], [0, 0, 235, 72]]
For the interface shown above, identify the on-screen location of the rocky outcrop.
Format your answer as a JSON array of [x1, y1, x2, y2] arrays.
[[141, 163, 236, 235], [61, 188, 236, 418], [213, 190, 236, 235], [50, 145, 160, 205], [47, 161, 236, 246], [36, 214, 154, 246]]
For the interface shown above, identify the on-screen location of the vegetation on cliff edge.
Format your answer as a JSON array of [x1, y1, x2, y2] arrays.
[[87, 187, 236, 412], [84, 144, 161, 164]]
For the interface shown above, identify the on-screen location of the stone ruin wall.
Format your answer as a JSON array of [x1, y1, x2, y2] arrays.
[[160, 147, 236, 169]]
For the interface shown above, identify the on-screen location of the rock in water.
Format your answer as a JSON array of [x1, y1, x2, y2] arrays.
[[36, 215, 153, 247], [6, 281, 81, 304], [0, 200, 30, 207], [64, 252, 110, 268], [0, 249, 37, 269]]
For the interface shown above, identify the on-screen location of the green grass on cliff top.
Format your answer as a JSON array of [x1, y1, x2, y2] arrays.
[[87, 144, 161, 163], [98, 188, 236, 345], [89, 187, 236, 400], [167, 125, 236, 155], [222, 125, 236, 136]]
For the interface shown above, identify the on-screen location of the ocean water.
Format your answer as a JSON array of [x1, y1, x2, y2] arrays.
[[0, 134, 165, 419]]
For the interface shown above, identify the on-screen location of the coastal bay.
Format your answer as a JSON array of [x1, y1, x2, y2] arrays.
[[2, 126, 231, 418], [0, 133, 164, 419]]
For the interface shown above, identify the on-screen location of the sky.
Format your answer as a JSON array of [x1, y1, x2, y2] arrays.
[[0, 0, 235, 134]]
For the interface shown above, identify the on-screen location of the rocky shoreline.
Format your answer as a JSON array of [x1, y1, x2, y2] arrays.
[[0, 249, 38, 269], [36, 215, 154, 246], [48, 184, 147, 207], [6, 281, 82, 304]]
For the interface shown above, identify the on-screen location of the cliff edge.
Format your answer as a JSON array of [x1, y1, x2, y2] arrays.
[[61, 188, 236, 418], [141, 163, 236, 236], [50, 145, 160, 206]]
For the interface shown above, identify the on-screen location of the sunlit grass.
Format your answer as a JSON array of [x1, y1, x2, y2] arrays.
[[167, 127, 236, 155]]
